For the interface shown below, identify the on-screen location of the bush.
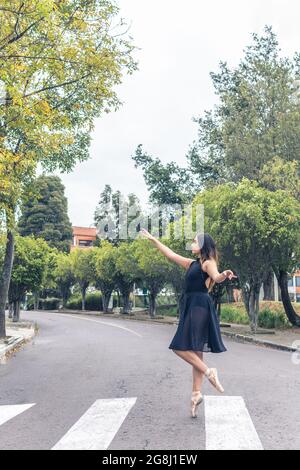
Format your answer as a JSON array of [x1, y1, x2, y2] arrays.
[[220, 305, 249, 325], [258, 308, 288, 329], [220, 303, 290, 329], [40, 298, 61, 310], [66, 292, 118, 311]]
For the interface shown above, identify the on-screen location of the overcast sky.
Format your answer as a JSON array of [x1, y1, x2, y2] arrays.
[[47, 0, 299, 227]]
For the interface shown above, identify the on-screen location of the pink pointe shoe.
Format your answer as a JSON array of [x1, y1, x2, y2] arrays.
[[190, 390, 203, 418], [204, 367, 224, 393]]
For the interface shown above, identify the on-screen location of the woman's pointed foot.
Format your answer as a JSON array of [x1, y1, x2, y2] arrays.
[[205, 367, 224, 393], [190, 390, 203, 418]]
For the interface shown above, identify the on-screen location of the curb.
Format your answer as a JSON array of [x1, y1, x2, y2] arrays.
[[221, 330, 298, 353], [47, 309, 178, 326], [0, 328, 36, 364]]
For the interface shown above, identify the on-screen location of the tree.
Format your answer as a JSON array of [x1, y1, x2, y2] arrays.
[[259, 156, 300, 299], [18, 175, 72, 252], [94, 185, 143, 246], [54, 252, 75, 308], [195, 179, 300, 331], [0, 0, 138, 337], [132, 144, 194, 205], [93, 241, 117, 313], [8, 235, 50, 322], [133, 238, 171, 318], [114, 242, 141, 314], [188, 26, 300, 186], [70, 248, 95, 311]]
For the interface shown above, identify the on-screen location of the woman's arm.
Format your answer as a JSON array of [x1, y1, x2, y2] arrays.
[[202, 259, 237, 283], [139, 228, 193, 270]]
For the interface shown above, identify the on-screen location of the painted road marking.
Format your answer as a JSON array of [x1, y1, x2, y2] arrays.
[[50, 312, 143, 338], [0, 403, 35, 427], [204, 396, 264, 450], [52, 397, 137, 450]]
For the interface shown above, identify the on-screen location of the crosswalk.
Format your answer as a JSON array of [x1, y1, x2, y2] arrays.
[[0, 396, 263, 450]]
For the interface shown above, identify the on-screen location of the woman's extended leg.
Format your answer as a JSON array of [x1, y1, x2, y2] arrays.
[[192, 351, 205, 392], [172, 350, 208, 375]]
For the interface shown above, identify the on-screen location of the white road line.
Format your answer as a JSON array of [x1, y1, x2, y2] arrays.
[[49, 312, 143, 338], [204, 396, 264, 450], [52, 397, 137, 450], [0, 403, 35, 427]]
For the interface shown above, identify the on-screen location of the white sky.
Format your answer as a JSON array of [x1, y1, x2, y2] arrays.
[[47, 0, 299, 227]]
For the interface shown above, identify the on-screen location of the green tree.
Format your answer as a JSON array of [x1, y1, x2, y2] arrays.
[[114, 242, 141, 314], [54, 252, 75, 308], [8, 235, 51, 322], [94, 185, 143, 245], [93, 241, 117, 313], [0, 0, 138, 337], [132, 144, 194, 205], [195, 179, 300, 330], [70, 248, 95, 311], [18, 175, 72, 252], [133, 238, 171, 318], [188, 26, 300, 186]]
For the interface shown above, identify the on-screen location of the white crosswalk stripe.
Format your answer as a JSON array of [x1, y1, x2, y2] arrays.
[[0, 403, 35, 427], [204, 396, 264, 450], [0, 396, 263, 450], [51, 397, 137, 450]]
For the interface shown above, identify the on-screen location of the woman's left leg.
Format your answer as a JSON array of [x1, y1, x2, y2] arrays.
[[192, 351, 205, 392]]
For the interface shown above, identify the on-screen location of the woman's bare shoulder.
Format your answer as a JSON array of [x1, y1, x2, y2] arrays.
[[201, 258, 217, 272]]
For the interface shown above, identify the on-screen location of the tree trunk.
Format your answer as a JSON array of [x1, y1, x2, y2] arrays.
[[263, 268, 274, 300], [0, 227, 15, 338], [8, 302, 13, 319], [249, 285, 261, 333], [34, 291, 39, 310], [102, 292, 112, 313], [13, 300, 20, 323], [277, 270, 300, 327], [121, 292, 131, 314], [243, 282, 261, 333], [149, 292, 156, 318], [81, 286, 86, 311]]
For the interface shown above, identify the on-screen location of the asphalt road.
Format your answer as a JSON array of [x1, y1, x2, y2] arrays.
[[0, 310, 299, 450]]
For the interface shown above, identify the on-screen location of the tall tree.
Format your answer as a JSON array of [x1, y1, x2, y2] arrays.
[[18, 175, 73, 252], [8, 235, 51, 322], [132, 144, 194, 205], [195, 179, 300, 331], [188, 26, 300, 186], [70, 247, 95, 311], [0, 0, 138, 337], [94, 185, 144, 245]]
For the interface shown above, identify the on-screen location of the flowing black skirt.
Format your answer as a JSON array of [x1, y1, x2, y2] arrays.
[[168, 291, 227, 353]]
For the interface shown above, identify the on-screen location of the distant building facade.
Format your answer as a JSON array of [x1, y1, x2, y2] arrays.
[[71, 226, 97, 250], [288, 269, 300, 303]]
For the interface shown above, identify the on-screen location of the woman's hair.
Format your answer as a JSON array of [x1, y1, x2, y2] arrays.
[[196, 233, 219, 293]]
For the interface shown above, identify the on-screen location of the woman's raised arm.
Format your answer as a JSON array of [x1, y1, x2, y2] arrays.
[[139, 228, 193, 270]]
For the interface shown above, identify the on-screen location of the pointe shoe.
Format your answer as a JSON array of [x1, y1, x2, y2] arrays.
[[205, 367, 224, 393], [190, 391, 203, 418]]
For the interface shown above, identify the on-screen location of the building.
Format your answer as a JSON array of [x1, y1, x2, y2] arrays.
[[71, 226, 97, 250], [288, 269, 300, 303]]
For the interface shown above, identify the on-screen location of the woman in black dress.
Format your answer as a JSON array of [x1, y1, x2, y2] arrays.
[[140, 229, 237, 418]]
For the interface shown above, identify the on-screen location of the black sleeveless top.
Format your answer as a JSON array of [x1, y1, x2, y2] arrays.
[[184, 257, 210, 294]]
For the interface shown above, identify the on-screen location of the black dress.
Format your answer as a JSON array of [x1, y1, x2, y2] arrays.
[[168, 258, 227, 353]]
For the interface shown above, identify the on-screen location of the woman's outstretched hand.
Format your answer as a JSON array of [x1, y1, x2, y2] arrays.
[[222, 270, 238, 280], [139, 228, 157, 242]]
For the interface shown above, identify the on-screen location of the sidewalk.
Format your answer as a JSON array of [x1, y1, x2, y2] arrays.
[[0, 317, 37, 364], [48, 308, 300, 353], [220, 323, 300, 353]]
